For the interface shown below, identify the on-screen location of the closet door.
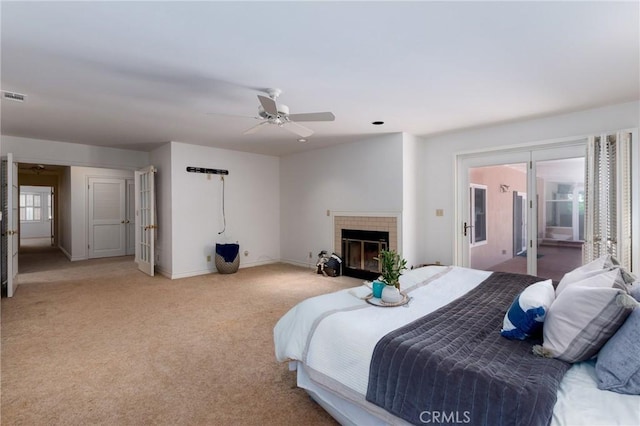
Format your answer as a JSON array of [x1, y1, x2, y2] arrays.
[[88, 177, 126, 258]]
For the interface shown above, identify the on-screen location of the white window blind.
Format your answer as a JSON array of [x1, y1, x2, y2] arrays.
[[583, 131, 632, 269]]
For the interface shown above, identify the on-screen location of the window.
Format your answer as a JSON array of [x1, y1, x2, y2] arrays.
[[470, 184, 487, 246], [20, 192, 42, 222]]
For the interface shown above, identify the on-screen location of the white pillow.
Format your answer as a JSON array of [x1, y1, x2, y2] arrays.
[[533, 285, 635, 363], [556, 264, 628, 296]]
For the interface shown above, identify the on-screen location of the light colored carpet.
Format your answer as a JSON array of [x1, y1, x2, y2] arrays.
[[2, 250, 361, 425]]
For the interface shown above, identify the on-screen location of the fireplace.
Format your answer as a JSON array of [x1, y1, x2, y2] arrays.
[[341, 229, 389, 280]]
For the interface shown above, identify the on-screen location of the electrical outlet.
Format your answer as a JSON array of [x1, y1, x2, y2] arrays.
[[207, 255, 211, 262], [244, 250, 249, 257], [308, 251, 313, 259]]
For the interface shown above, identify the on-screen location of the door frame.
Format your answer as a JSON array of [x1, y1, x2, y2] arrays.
[[126, 178, 135, 256], [512, 191, 527, 256]]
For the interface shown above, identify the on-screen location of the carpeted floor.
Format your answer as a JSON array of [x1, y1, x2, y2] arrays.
[[2, 248, 360, 425]]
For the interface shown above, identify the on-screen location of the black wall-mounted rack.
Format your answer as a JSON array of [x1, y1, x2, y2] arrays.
[[186, 167, 229, 175]]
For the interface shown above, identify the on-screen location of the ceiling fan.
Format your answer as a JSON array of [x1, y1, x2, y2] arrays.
[[241, 88, 335, 138]]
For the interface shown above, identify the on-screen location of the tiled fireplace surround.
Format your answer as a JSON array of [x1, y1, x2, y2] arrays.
[[334, 215, 398, 257]]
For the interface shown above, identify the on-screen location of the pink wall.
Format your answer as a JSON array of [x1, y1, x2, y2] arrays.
[[469, 165, 527, 270]]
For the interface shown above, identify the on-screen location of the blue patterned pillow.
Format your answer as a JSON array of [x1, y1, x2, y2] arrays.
[[501, 279, 555, 340]]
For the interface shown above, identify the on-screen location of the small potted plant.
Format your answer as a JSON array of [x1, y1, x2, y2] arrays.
[[378, 249, 407, 289], [377, 249, 407, 303]]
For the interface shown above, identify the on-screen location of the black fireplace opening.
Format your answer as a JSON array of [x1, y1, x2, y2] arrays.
[[341, 229, 389, 280]]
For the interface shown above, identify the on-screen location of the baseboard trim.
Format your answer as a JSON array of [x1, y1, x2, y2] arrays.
[[59, 246, 86, 262], [281, 259, 318, 271], [59, 246, 72, 260], [167, 259, 281, 280], [154, 265, 171, 278]]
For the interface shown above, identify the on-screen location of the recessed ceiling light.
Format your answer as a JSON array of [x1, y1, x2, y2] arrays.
[[297, 138, 308, 143], [371, 121, 384, 125]]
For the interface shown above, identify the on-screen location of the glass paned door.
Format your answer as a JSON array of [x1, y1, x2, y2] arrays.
[[467, 163, 527, 274], [535, 157, 585, 282], [457, 141, 587, 280]]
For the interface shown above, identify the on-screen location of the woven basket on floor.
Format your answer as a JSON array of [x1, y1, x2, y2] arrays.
[[215, 253, 240, 274]]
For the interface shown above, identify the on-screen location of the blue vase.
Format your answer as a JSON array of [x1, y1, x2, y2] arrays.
[[372, 280, 385, 298]]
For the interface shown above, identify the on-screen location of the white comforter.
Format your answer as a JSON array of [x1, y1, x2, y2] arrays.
[[274, 265, 640, 426], [275, 265, 489, 394]]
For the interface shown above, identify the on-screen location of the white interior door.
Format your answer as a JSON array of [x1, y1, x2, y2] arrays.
[[7, 153, 19, 297], [88, 177, 126, 258], [126, 179, 135, 255], [135, 166, 156, 276]]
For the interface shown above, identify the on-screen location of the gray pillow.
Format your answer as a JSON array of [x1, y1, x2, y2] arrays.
[[632, 283, 640, 302], [533, 285, 635, 363], [595, 288, 640, 394]]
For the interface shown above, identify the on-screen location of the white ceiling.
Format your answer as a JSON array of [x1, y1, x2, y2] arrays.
[[1, 2, 638, 157]]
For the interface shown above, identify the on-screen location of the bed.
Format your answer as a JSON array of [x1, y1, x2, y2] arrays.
[[274, 265, 640, 426]]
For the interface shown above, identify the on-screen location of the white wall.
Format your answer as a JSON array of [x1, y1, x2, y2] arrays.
[[19, 185, 53, 239], [169, 142, 280, 278], [69, 166, 134, 261], [280, 133, 404, 267], [402, 133, 420, 268], [150, 143, 172, 277], [1, 136, 149, 170], [59, 168, 72, 257], [419, 100, 640, 266]]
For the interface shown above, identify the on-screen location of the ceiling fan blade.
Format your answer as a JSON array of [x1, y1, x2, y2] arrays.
[[282, 122, 314, 138], [257, 95, 278, 116], [288, 112, 335, 122], [243, 121, 269, 135]]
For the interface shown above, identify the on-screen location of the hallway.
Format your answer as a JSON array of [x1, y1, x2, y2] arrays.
[[16, 237, 135, 288]]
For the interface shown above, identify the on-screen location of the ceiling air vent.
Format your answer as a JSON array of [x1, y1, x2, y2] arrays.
[[2, 91, 26, 102]]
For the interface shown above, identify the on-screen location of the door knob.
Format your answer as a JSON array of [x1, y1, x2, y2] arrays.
[[463, 222, 474, 237]]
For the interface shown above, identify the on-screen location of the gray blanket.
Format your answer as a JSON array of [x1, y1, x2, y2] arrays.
[[366, 272, 570, 426]]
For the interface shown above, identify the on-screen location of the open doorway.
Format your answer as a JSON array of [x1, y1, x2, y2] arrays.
[[3, 157, 155, 297], [19, 185, 54, 249]]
